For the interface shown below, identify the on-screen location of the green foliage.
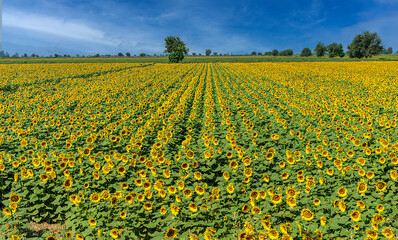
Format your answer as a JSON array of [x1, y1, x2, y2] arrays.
[[327, 43, 345, 58], [272, 49, 279, 56], [279, 49, 293, 56], [205, 49, 212, 56], [164, 36, 189, 63], [300, 48, 312, 57], [347, 31, 383, 59], [168, 51, 185, 63], [314, 42, 326, 57]]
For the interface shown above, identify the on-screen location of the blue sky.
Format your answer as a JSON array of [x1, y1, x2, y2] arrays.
[[2, 0, 398, 56]]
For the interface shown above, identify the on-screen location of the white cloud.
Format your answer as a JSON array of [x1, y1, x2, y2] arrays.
[[3, 9, 116, 46]]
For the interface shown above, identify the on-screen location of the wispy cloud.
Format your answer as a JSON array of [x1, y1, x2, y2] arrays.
[[3, 9, 116, 46]]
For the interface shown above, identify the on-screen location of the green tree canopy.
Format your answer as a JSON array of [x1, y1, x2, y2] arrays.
[[347, 31, 383, 59], [314, 42, 326, 57], [300, 48, 312, 57], [164, 36, 189, 63], [205, 49, 212, 56], [327, 43, 345, 58]]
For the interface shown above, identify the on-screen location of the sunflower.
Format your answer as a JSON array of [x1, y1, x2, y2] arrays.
[[357, 200, 366, 210], [171, 204, 179, 216], [350, 210, 361, 222], [90, 193, 100, 203], [366, 171, 375, 179], [229, 160, 238, 169], [252, 206, 261, 214], [120, 211, 127, 219], [326, 169, 334, 176], [9, 193, 21, 204], [125, 194, 133, 204], [117, 166, 126, 175], [382, 227, 395, 239], [110, 229, 119, 239], [101, 190, 110, 199], [266, 152, 274, 160], [110, 196, 118, 206], [181, 162, 189, 170], [227, 183, 234, 194], [376, 204, 384, 213], [390, 170, 398, 180], [195, 186, 205, 195], [40, 174, 49, 183], [194, 172, 202, 180], [185, 150, 195, 159], [65, 232, 72, 239], [75, 234, 83, 240], [313, 199, 321, 206], [271, 194, 282, 205], [337, 187, 347, 197], [375, 181, 387, 192], [372, 214, 385, 224], [242, 156, 252, 166], [338, 201, 346, 212], [301, 209, 314, 221], [320, 216, 326, 226], [160, 207, 167, 215], [244, 168, 253, 177], [357, 180, 367, 194], [281, 172, 289, 180], [189, 202, 198, 212], [268, 229, 279, 239], [143, 202, 153, 211], [3, 207, 12, 216], [347, 149, 354, 158], [286, 196, 296, 208], [88, 218, 97, 228], [63, 178, 73, 190], [366, 229, 378, 239], [242, 204, 250, 213], [165, 227, 178, 239]]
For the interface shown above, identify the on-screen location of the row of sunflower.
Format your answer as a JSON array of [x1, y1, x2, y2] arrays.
[[1, 62, 398, 239]]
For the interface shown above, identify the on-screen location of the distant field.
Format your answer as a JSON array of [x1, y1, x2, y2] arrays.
[[1, 62, 398, 239], [0, 54, 398, 64]]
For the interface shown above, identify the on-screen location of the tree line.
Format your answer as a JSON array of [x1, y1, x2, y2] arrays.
[[163, 31, 395, 62]]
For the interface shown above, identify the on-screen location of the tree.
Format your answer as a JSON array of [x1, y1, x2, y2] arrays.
[[272, 49, 279, 56], [258, 52, 262, 55], [251, 51, 257, 55], [314, 42, 327, 57], [192, 52, 196, 56], [139, 53, 147, 57], [347, 31, 383, 59], [387, 47, 393, 54], [264, 51, 273, 56], [205, 49, 212, 56], [213, 52, 217, 56], [300, 48, 312, 57], [327, 43, 345, 58], [164, 36, 189, 63], [279, 49, 293, 56], [126, 52, 131, 57], [118, 52, 124, 57]]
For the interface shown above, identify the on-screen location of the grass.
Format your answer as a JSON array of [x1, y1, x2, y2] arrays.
[[0, 54, 397, 64]]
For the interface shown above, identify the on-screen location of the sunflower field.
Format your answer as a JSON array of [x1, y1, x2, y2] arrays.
[[1, 62, 398, 240]]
